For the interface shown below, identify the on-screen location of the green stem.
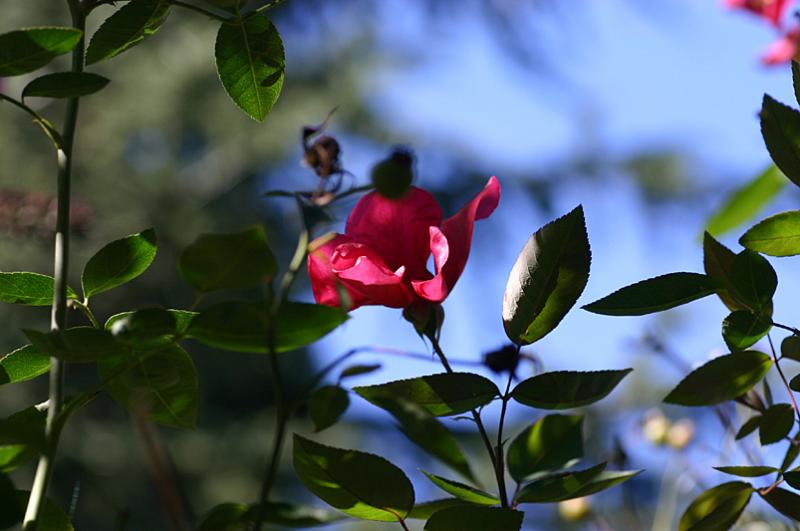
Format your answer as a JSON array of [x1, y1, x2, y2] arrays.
[[427, 334, 508, 507], [168, 0, 230, 21], [494, 354, 517, 508], [71, 299, 99, 328], [23, 2, 84, 529], [772, 321, 800, 337]]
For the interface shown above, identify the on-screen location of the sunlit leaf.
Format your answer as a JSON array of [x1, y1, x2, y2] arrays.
[[507, 414, 583, 482], [86, 0, 170, 65], [582, 273, 720, 316], [0, 27, 82, 77], [292, 435, 414, 522], [0, 272, 77, 306], [0, 345, 49, 386], [502, 205, 590, 345], [678, 481, 752, 531], [511, 369, 631, 410], [722, 311, 770, 351], [740, 210, 800, 257], [663, 351, 772, 406], [82, 229, 157, 299], [23, 72, 109, 99]]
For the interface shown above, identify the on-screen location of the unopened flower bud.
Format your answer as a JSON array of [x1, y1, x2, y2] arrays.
[[558, 497, 590, 522], [371, 147, 414, 198], [642, 408, 670, 445], [667, 418, 695, 450]]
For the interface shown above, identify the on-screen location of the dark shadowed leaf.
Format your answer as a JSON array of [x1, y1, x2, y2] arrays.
[[420, 471, 499, 505], [714, 466, 777, 477], [407, 499, 478, 520], [24, 327, 125, 363], [703, 233, 748, 311], [339, 364, 382, 380], [309, 385, 349, 432], [82, 229, 157, 299], [196, 501, 347, 530], [23, 72, 109, 99], [507, 414, 583, 482], [679, 481, 752, 531], [760, 94, 800, 189], [729, 250, 777, 313], [215, 15, 285, 121], [276, 302, 348, 352], [86, 0, 170, 65], [108, 308, 177, 348], [98, 344, 198, 428], [362, 395, 473, 481], [783, 336, 800, 362], [515, 463, 640, 503], [0, 345, 49, 386], [354, 373, 500, 417], [736, 416, 762, 440], [0, 407, 46, 453], [582, 273, 720, 316], [511, 369, 631, 410], [0, 272, 77, 306], [783, 470, 800, 489], [782, 435, 800, 471], [705, 166, 786, 238], [178, 227, 276, 292], [502, 205, 590, 345], [760, 487, 800, 521], [722, 311, 771, 351], [13, 491, 73, 531], [794, 61, 800, 105], [424, 506, 523, 531], [664, 351, 772, 406], [740, 210, 800, 257], [292, 435, 414, 522], [0, 474, 21, 528], [759, 404, 794, 445], [0, 27, 82, 76]]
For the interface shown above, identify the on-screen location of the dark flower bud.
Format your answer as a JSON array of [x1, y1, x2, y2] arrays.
[[483, 344, 520, 375], [371, 147, 414, 199]]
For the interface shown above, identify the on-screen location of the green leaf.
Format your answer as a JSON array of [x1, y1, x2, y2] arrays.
[[339, 364, 382, 380], [760, 94, 800, 189], [82, 229, 157, 299], [791, 374, 800, 392], [713, 466, 777, 477], [424, 507, 523, 531], [215, 15, 285, 121], [793, 61, 800, 106], [722, 311, 771, 351], [0, 344, 49, 386], [0, 475, 22, 528], [703, 233, 748, 311], [13, 491, 74, 531], [196, 501, 347, 530], [507, 414, 583, 482], [760, 487, 800, 521], [740, 210, 800, 257], [420, 471, 499, 505], [0, 407, 46, 452], [511, 369, 632, 410], [783, 470, 800, 489], [582, 273, 720, 316], [106, 309, 196, 344], [705, 166, 785, 237], [22, 72, 109, 99], [728, 250, 777, 315], [502, 205, 591, 345], [664, 351, 772, 406], [782, 435, 800, 471], [309, 385, 349, 432], [354, 373, 500, 417], [408, 499, 479, 520], [782, 336, 800, 362], [24, 327, 125, 363], [362, 395, 474, 481], [178, 227, 277, 292], [186, 301, 346, 353], [292, 435, 414, 522], [98, 344, 198, 428], [735, 416, 762, 440], [679, 481, 753, 531], [759, 403, 794, 445], [0, 27, 83, 77], [515, 463, 640, 503], [0, 272, 77, 306], [85, 0, 170, 65]]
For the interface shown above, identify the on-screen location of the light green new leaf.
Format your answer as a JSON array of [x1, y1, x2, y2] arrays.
[[740, 210, 800, 257], [23, 72, 109, 99], [354, 373, 500, 417], [502, 205, 590, 345], [420, 471, 499, 505], [178, 226, 276, 292], [760, 94, 800, 189], [86, 0, 170, 65], [507, 414, 583, 482], [424, 507, 523, 531], [215, 15, 285, 121], [0, 272, 77, 306], [0, 345, 49, 386], [582, 273, 720, 316], [664, 351, 772, 406], [679, 482, 753, 531], [293, 435, 414, 522], [82, 229, 157, 299], [98, 344, 198, 428], [706, 165, 785, 237], [0, 27, 83, 77], [511, 369, 631, 410]]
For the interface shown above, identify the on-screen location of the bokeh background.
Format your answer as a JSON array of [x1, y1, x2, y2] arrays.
[[2, 0, 800, 529]]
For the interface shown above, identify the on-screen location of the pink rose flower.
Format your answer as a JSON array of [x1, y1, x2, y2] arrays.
[[308, 177, 500, 310], [724, 0, 792, 27], [761, 26, 800, 64]]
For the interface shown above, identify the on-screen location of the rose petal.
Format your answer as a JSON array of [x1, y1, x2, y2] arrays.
[[307, 233, 366, 309], [335, 252, 415, 308], [345, 186, 443, 278], [725, 0, 791, 26], [412, 177, 500, 302], [762, 27, 800, 65]]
